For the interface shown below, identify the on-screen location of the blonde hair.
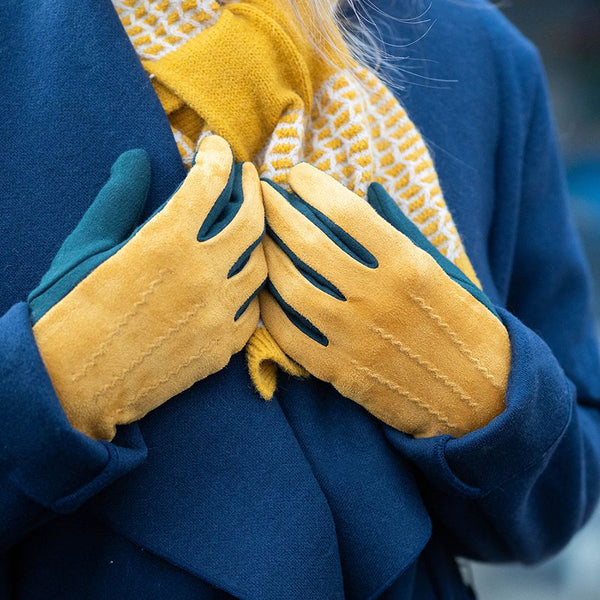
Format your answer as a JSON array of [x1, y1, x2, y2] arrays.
[[285, 0, 399, 82], [216, 0, 408, 85]]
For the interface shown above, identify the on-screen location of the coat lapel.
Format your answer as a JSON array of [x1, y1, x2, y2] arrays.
[[1, 3, 433, 598], [0, 0, 185, 312], [91, 355, 345, 600], [1, 1, 345, 597]]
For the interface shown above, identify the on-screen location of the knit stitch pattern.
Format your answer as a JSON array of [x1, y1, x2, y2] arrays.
[[112, 0, 480, 399], [112, 0, 468, 267], [256, 68, 461, 262], [113, 0, 222, 60]]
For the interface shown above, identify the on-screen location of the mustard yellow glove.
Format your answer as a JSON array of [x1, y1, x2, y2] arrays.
[[31, 135, 266, 441], [260, 163, 510, 438]]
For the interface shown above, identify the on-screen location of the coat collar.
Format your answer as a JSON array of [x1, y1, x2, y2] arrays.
[[0, 0, 186, 311]]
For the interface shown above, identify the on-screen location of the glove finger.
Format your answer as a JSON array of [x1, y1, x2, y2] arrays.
[[159, 135, 236, 238], [225, 245, 268, 317], [367, 183, 498, 318], [288, 162, 399, 259], [260, 286, 329, 359], [227, 230, 265, 279], [262, 179, 368, 290], [263, 235, 342, 331], [231, 294, 261, 353], [233, 282, 264, 325], [202, 161, 265, 251]]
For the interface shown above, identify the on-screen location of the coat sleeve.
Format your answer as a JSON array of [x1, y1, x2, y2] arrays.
[[385, 46, 600, 564], [0, 302, 147, 552]]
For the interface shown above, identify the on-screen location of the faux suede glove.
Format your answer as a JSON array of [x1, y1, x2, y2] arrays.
[[260, 163, 510, 438], [30, 135, 266, 441]]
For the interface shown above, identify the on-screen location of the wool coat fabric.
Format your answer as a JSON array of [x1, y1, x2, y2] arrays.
[[1, 0, 600, 599]]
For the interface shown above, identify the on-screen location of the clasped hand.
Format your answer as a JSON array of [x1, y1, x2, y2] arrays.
[[260, 163, 510, 438], [31, 136, 266, 440], [31, 136, 509, 441]]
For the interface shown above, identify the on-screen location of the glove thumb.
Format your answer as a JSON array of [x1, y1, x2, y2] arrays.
[[28, 149, 151, 321]]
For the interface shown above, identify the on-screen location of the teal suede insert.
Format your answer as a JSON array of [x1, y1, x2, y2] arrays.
[[262, 180, 378, 269], [366, 182, 500, 319], [266, 280, 329, 347], [29, 153, 253, 324], [28, 150, 152, 324], [266, 226, 346, 301], [228, 229, 265, 279]]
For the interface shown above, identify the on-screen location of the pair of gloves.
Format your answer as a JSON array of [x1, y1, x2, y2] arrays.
[[30, 135, 510, 441]]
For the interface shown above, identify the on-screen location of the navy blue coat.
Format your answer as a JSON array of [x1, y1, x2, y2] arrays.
[[1, 0, 600, 598]]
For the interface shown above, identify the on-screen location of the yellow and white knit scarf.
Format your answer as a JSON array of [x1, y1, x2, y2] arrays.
[[112, 0, 480, 398]]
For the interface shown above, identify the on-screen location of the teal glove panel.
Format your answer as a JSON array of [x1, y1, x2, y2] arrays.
[[28, 150, 151, 323], [29, 149, 255, 324], [366, 182, 499, 319]]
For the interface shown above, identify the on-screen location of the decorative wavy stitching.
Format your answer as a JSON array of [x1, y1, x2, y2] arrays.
[[371, 325, 480, 413], [115, 337, 220, 415], [350, 359, 458, 431], [71, 269, 170, 383], [90, 300, 205, 404], [409, 293, 503, 390]]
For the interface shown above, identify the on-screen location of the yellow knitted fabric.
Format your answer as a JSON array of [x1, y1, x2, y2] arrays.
[[112, 0, 480, 399], [245, 326, 309, 399]]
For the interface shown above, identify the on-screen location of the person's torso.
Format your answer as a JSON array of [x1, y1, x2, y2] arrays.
[[0, 0, 527, 597]]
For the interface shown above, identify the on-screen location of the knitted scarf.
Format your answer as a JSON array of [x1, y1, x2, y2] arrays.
[[111, 0, 480, 399]]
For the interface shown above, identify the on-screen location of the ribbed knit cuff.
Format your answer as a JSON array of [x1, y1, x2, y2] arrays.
[[246, 326, 308, 400]]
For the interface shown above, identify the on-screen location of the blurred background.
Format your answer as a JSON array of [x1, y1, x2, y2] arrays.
[[469, 1, 600, 598]]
